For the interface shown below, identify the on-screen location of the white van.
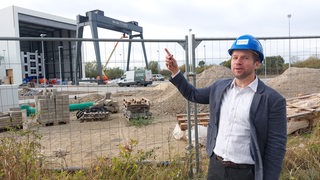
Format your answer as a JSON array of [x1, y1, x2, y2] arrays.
[[118, 69, 153, 87]]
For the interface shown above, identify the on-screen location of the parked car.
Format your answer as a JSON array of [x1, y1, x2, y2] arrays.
[[152, 74, 165, 81]]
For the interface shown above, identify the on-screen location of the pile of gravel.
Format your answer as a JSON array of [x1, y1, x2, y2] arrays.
[[266, 67, 320, 98]]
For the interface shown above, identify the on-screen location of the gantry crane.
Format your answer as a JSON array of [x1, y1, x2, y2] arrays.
[[75, 10, 148, 85]]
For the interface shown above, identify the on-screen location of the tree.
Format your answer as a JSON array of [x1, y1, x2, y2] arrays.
[[179, 64, 186, 73], [258, 56, 285, 75], [292, 56, 320, 68], [196, 65, 212, 74], [198, 60, 205, 68], [148, 61, 159, 74], [105, 67, 124, 79], [220, 59, 231, 69], [160, 69, 171, 78], [85, 61, 99, 78]]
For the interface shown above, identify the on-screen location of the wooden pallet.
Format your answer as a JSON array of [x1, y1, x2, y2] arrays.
[[176, 113, 209, 131], [286, 93, 320, 134]]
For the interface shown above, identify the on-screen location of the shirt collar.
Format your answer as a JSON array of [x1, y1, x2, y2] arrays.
[[230, 76, 258, 92]]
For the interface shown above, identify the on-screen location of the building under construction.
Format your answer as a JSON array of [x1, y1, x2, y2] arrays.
[[0, 6, 77, 85], [0, 6, 147, 85]]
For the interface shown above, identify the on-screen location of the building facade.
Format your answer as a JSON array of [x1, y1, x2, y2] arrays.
[[0, 6, 77, 85]]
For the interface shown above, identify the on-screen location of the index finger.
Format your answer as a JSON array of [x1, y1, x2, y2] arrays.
[[164, 48, 172, 56]]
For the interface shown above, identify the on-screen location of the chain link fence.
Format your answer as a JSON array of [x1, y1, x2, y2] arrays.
[[0, 35, 319, 173]]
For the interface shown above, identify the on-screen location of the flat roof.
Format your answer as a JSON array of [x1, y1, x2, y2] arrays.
[[1, 6, 77, 37]]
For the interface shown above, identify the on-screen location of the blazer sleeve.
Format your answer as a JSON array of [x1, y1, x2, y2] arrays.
[[263, 94, 287, 180], [170, 72, 210, 104]]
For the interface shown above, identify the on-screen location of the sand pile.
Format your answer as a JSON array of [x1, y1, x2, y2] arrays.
[[72, 67, 320, 115], [266, 67, 320, 98], [157, 66, 320, 114], [155, 65, 233, 114], [69, 93, 105, 104], [196, 65, 234, 87]]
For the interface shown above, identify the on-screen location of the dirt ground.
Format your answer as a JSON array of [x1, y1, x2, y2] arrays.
[[14, 66, 320, 168]]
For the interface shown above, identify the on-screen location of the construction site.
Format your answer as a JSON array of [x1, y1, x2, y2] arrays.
[[0, 65, 319, 169], [0, 7, 320, 176]]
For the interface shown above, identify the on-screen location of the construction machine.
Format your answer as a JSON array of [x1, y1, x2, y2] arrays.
[[97, 34, 127, 83], [76, 92, 119, 122]]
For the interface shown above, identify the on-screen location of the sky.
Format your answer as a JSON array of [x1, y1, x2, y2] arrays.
[[0, 0, 319, 70], [1, 0, 319, 39]]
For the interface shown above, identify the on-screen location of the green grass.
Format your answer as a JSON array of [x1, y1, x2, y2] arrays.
[[280, 122, 320, 180], [1, 122, 319, 179], [127, 117, 153, 127]]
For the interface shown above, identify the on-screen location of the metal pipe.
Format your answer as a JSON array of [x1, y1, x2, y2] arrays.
[[58, 46, 63, 83], [185, 33, 193, 179], [35, 50, 39, 86], [191, 34, 200, 175], [288, 14, 292, 68], [0, 36, 320, 42], [40, 33, 47, 89]]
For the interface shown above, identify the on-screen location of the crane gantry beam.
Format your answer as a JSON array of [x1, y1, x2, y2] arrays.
[[75, 10, 148, 84]]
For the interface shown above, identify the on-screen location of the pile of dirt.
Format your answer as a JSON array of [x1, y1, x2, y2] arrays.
[[196, 65, 234, 87], [154, 66, 320, 114], [71, 67, 320, 116], [266, 67, 320, 98], [69, 93, 104, 104], [152, 65, 233, 115]]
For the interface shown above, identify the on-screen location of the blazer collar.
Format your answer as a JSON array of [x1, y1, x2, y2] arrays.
[[250, 78, 266, 121], [256, 78, 266, 94]]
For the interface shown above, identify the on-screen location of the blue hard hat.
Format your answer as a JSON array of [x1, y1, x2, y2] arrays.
[[228, 34, 264, 62]]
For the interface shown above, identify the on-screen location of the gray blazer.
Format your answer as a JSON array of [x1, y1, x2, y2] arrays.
[[170, 72, 287, 180]]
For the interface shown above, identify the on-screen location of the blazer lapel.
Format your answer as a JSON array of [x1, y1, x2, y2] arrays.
[[250, 79, 265, 122], [216, 80, 233, 122]]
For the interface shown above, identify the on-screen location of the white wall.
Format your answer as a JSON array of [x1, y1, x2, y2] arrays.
[[0, 84, 19, 112], [0, 6, 17, 36], [0, 6, 22, 84], [0, 6, 76, 85]]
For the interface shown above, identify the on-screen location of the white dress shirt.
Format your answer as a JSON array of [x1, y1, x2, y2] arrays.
[[213, 77, 258, 164]]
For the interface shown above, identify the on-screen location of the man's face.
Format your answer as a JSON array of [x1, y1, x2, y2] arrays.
[[231, 50, 260, 80]]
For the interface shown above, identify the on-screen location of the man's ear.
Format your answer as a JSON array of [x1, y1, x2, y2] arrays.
[[254, 61, 261, 70]]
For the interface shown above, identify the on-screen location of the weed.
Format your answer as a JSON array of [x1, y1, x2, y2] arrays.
[[281, 122, 320, 180], [86, 139, 193, 179], [2, 121, 318, 179], [127, 117, 153, 127], [0, 128, 43, 179]]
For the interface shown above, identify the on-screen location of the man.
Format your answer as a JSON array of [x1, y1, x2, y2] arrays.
[[165, 34, 287, 180]]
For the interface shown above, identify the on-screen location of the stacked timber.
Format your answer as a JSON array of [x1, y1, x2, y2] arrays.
[[286, 93, 320, 134], [122, 97, 152, 120], [176, 113, 209, 131]]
